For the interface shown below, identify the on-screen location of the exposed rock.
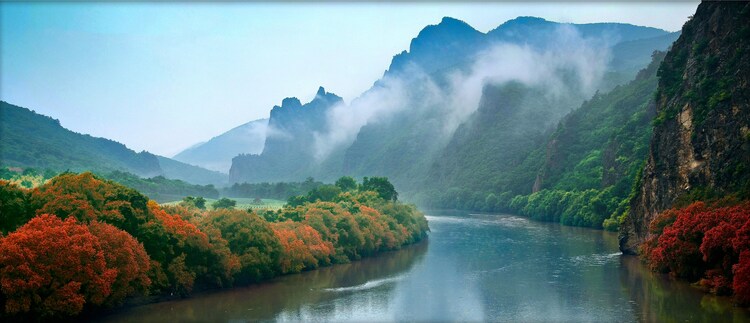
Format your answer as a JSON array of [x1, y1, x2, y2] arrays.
[[620, 2, 750, 254]]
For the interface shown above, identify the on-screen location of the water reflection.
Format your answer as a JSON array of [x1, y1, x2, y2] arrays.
[[99, 211, 750, 322], [99, 242, 428, 322], [619, 255, 750, 322]]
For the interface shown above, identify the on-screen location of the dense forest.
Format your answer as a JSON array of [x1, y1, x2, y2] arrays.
[[0, 173, 427, 318]]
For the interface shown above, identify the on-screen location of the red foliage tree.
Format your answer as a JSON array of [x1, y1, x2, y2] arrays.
[[0, 215, 116, 317], [88, 221, 151, 306], [644, 201, 750, 303]]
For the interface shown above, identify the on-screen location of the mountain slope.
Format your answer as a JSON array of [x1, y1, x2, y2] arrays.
[[0, 101, 227, 186], [173, 118, 268, 173], [156, 156, 227, 186], [0, 101, 162, 177], [227, 16, 675, 195], [620, 2, 750, 254], [421, 52, 663, 216]]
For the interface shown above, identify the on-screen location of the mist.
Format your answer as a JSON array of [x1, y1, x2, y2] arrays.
[[312, 25, 611, 162]]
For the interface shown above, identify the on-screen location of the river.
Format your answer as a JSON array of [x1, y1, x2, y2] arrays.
[[98, 211, 750, 322]]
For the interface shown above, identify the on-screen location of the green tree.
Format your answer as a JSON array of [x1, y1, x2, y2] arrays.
[[307, 185, 342, 202], [335, 176, 358, 192], [181, 196, 206, 209], [194, 197, 207, 209], [362, 176, 398, 201], [212, 198, 237, 210]]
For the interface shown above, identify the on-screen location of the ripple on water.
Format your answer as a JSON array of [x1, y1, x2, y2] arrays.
[[568, 252, 621, 267], [322, 274, 406, 293]]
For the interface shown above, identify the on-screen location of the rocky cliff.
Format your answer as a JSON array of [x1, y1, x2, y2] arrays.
[[229, 87, 343, 183], [620, 2, 750, 254]]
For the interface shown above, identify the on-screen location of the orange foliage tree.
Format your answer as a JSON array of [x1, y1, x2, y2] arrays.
[[0, 215, 116, 317], [272, 220, 334, 273], [148, 201, 238, 295]]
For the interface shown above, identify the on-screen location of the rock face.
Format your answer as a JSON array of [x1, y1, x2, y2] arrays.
[[619, 2, 750, 254], [229, 87, 343, 183]]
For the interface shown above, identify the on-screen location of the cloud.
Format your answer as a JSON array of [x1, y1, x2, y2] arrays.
[[312, 25, 611, 161]]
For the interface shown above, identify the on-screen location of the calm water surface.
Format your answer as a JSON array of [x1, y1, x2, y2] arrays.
[[100, 211, 750, 322]]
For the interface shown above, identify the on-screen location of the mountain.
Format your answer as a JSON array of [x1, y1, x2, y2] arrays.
[[487, 16, 667, 46], [0, 101, 227, 186], [340, 17, 674, 192], [173, 118, 268, 173], [0, 101, 162, 177], [386, 17, 485, 77], [228, 16, 677, 196], [229, 87, 343, 183], [620, 2, 750, 254]]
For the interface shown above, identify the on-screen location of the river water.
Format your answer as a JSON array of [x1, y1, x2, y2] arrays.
[[99, 211, 750, 322]]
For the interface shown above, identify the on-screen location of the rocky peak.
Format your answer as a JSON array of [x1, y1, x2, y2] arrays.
[[280, 97, 302, 110]]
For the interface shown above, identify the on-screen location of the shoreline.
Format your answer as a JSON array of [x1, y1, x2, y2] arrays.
[[83, 238, 430, 321]]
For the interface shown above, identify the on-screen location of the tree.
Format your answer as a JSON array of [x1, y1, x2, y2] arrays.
[[212, 198, 237, 210], [0, 180, 32, 234], [335, 176, 357, 192], [272, 220, 333, 274], [181, 196, 207, 210], [87, 221, 151, 306], [0, 215, 116, 317], [362, 176, 398, 201], [199, 209, 282, 283], [307, 185, 341, 202]]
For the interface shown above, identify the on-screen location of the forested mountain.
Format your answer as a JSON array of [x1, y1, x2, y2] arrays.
[[173, 118, 267, 173], [0, 101, 162, 177], [228, 16, 677, 194], [620, 1, 750, 254], [446, 52, 664, 229], [0, 101, 227, 186]]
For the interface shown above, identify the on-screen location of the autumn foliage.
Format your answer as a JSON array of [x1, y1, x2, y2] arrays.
[[0, 172, 428, 318], [642, 201, 750, 304], [0, 215, 149, 316]]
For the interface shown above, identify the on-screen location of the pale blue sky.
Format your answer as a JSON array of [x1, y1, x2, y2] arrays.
[[1, 2, 699, 156]]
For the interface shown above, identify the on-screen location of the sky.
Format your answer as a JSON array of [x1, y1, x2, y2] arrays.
[[0, 2, 699, 157]]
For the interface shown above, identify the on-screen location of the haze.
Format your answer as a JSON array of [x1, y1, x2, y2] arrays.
[[0, 2, 698, 156]]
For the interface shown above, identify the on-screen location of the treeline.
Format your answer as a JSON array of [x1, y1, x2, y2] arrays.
[[0, 166, 219, 201], [0, 172, 427, 319], [104, 170, 219, 201], [224, 177, 324, 200]]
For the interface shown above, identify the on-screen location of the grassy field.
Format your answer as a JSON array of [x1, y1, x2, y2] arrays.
[[163, 197, 286, 211]]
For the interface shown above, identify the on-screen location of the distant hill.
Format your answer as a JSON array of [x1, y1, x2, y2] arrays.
[[173, 118, 267, 173], [0, 101, 162, 177], [0, 101, 226, 186], [156, 156, 227, 186]]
